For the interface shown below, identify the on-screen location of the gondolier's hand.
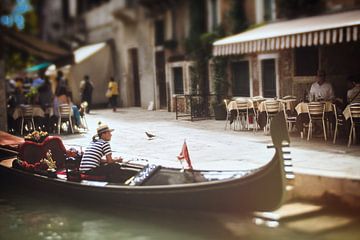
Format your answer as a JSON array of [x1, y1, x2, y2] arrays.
[[113, 156, 123, 163]]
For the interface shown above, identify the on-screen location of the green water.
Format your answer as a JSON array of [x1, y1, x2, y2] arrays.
[[0, 186, 359, 240]]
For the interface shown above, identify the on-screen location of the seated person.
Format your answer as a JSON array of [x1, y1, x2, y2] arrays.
[[309, 70, 334, 102], [347, 75, 360, 104], [53, 87, 84, 129], [79, 122, 123, 181]]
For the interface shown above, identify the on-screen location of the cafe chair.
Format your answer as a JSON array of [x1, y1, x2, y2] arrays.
[[332, 104, 345, 144], [283, 103, 297, 132], [235, 99, 258, 131], [58, 104, 74, 134], [264, 100, 281, 134], [348, 103, 360, 147], [79, 102, 88, 130], [20, 105, 35, 136], [224, 99, 234, 130], [307, 102, 327, 141], [234, 100, 250, 131]]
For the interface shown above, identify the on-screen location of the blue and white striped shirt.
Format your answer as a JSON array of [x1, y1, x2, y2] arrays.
[[79, 139, 112, 171]]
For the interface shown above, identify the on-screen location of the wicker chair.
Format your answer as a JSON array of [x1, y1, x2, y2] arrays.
[[20, 105, 35, 136], [348, 103, 360, 147], [306, 102, 326, 141], [57, 104, 74, 134]]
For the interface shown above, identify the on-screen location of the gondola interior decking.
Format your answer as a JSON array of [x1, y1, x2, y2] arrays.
[[0, 113, 293, 213]]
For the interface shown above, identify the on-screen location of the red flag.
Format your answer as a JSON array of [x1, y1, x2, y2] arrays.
[[177, 140, 193, 170]]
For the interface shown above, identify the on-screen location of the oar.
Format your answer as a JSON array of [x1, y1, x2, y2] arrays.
[[0, 146, 18, 155]]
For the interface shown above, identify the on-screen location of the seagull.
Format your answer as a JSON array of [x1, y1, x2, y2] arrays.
[[145, 131, 156, 140]]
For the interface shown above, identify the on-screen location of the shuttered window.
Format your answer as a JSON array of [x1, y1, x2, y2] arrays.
[[231, 61, 250, 97]]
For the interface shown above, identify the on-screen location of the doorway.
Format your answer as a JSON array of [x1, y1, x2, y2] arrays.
[[129, 48, 141, 106], [261, 58, 277, 98], [155, 51, 167, 109]]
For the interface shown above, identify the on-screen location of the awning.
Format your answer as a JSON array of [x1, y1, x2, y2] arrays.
[[213, 10, 360, 56], [25, 62, 52, 72], [74, 42, 106, 63], [1, 26, 74, 65]]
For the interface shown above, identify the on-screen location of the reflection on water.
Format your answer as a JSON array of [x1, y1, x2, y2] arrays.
[[0, 185, 359, 240]]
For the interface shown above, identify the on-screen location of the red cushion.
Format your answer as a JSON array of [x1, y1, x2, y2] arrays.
[[80, 174, 106, 181]]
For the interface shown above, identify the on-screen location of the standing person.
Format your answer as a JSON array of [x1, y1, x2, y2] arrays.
[[107, 77, 119, 112], [79, 122, 123, 182], [80, 75, 94, 113], [38, 76, 53, 109], [55, 70, 67, 95]]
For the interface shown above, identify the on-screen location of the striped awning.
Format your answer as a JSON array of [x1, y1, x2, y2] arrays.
[[213, 10, 360, 56]]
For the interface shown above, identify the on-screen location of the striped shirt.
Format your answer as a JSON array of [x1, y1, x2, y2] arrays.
[[79, 139, 112, 171]]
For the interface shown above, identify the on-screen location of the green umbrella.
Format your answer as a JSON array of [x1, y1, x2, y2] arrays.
[[25, 62, 52, 72]]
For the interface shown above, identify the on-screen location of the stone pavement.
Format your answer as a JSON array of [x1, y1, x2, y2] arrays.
[[61, 107, 360, 208]]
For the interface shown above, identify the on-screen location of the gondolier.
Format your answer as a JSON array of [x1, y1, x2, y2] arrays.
[[79, 122, 123, 181]]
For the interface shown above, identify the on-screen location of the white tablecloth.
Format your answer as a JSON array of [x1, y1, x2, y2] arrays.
[[12, 106, 53, 120]]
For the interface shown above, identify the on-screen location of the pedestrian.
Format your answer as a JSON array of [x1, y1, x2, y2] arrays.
[[80, 75, 94, 113], [107, 77, 119, 112], [79, 122, 124, 182], [38, 76, 53, 110], [55, 70, 67, 96]]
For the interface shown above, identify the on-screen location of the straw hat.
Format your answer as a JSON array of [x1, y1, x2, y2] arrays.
[[97, 122, 114, 135]]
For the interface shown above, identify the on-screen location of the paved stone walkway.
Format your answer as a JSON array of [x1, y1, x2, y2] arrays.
[[62, 107, 360, 178]]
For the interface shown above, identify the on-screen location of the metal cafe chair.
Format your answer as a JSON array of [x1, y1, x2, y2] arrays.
[[20, 105, 35, 136], [79, 102, 88, 130], [348, 103, 360, 147], [332, 104, 345, 144], [282, 103, 297, 132], [306, 102, 327, 141], [264, 100, 281, 134], [234, 100, 249, 131], [224, 99, 234, 130], [58, 104, 74, 134], [235, 99, 258, 131]]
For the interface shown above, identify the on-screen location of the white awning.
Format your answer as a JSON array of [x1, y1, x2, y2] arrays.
[[74, 42, 107, 63], [213, 10, 360, 56]]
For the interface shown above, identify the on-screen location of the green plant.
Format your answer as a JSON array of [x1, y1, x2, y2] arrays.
[[213, 56, 229, 103]]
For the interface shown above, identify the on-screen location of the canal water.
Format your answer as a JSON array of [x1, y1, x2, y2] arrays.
[[1, 185, 359, 240]]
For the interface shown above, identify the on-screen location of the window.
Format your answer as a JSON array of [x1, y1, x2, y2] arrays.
[[155, 20, 165, 46], [295, 47, 318, 76], [263, 0, 275, 21], [231, 61, 250, 97], [210, 0, 218, 31], [173, 67, 184, 94], [256, 0, 276, 23]]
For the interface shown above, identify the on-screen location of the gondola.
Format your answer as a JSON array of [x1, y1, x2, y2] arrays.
[[0, 113, 292, 213]]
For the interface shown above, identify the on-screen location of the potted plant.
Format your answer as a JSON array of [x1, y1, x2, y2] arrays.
[[212, 56, 228, 120]]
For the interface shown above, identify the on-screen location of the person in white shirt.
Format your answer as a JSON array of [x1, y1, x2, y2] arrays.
[[309, 70, 334, 102]]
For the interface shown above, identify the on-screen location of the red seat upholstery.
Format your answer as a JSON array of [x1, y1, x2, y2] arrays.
[[18, 136, 67, 168], [80, 174, 106, 181]]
